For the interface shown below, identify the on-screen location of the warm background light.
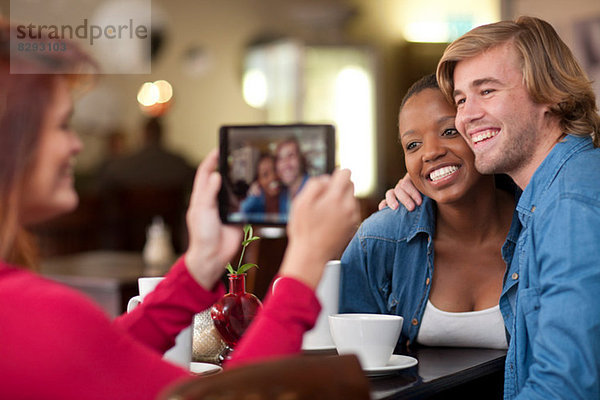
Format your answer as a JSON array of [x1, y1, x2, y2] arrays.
[[137, 80, 174, 117], [390, 0, 500, 43], [242, 69, 268, 109], [334, 66, 375, 197], [154, 80, 174, 104], [137, 82, 159, 107]]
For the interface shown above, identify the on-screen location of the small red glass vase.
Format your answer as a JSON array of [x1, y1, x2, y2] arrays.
[[210, 274, 262, 348]]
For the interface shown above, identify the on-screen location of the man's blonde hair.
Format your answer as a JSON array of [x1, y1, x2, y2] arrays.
[[437, 16, 600, 146]]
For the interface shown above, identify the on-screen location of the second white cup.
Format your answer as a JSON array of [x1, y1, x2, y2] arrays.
[[127, 277, 192, 368], [302, 260, 341, 350]]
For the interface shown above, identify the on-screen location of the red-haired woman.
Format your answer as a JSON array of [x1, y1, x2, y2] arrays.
[[0, 24, 359, 399]]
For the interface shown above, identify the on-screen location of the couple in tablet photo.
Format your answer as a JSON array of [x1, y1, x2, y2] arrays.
[[239, 137, 309, 217]]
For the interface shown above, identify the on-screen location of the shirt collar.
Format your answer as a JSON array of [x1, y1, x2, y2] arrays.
[[405, 196, 436, 242], [402, 187, 522, 244], [516, 135, 593, 225]]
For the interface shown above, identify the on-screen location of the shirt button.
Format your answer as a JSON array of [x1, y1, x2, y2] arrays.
[[425, 277, 430, 285], [411, 318, 419, 326], [531, 205, 536, 212], [512, 273, 519, 280]]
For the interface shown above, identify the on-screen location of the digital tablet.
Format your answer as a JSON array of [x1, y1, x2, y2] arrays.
[[218, 124, 336, 225]]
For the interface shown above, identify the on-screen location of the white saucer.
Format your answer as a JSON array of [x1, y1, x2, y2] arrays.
[[363, 355, 418, 377], [189, 362, 222, 376], [302, 344, 337, 352]]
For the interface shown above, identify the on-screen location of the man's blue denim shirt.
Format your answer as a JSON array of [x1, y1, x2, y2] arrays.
[[339, 193, 520, 348], [502, 135, 600, 399]]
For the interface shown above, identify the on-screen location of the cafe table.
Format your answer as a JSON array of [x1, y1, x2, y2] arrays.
[[40, 250, 146, 318], [372, 347, 505, 399], [308, 346, 506, 399]]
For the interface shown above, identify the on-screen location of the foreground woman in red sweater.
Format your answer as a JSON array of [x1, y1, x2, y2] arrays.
[[0, 24, 360, 399]]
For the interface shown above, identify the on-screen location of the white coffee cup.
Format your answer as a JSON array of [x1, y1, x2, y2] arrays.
[[127, 277, 192, 368], [328, 313, 403, 369], [301, 260, 341, 349]]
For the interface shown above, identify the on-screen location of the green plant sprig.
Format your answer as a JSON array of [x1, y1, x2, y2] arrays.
[[226, 224, 260, 275]]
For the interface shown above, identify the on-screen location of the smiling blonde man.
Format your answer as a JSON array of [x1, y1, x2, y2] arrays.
[[437, 16, 600, 400]]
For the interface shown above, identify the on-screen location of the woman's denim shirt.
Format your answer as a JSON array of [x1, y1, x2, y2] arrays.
[[340, 197, 436, 347], [340, 194, 520, 349]]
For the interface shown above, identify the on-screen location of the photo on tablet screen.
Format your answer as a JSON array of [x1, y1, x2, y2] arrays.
[[219, 124, 335, 225]]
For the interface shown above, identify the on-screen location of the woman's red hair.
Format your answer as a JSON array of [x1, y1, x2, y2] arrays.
[[0, 20, 97, 268]]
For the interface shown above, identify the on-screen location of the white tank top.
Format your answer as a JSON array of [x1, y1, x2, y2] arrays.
[[416, 300, 508, 349]]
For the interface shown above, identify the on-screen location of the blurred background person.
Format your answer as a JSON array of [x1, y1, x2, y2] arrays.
[[97, 116, 195, 192], [91, 129, 127, 183], [96, 117, 196, 252]]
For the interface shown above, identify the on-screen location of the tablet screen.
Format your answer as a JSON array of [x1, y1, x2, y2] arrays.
[[219, 124, 335, 225]]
